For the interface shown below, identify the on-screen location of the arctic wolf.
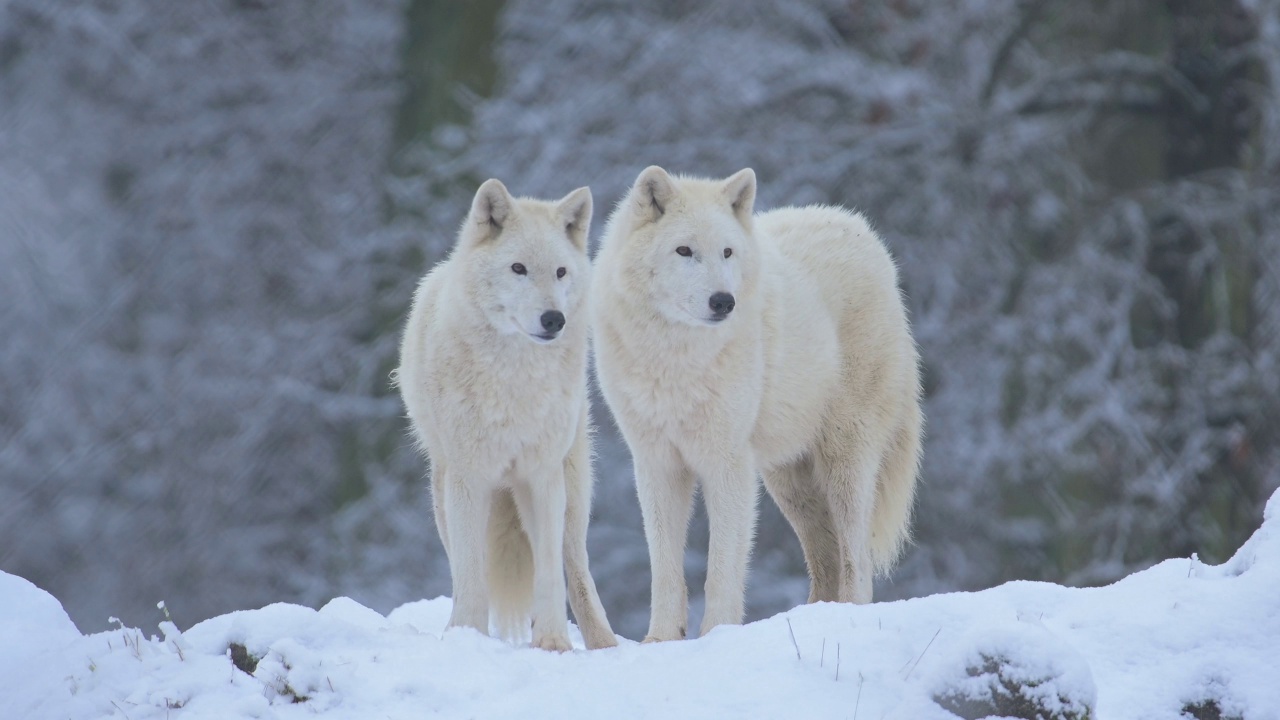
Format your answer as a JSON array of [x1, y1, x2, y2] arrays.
[[396, 179, 616, 651], [592, 166, 922, 642]]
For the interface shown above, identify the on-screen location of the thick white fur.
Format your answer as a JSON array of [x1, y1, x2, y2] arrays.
[[592, 166, 923, 642], [396, 179, 617, 651]]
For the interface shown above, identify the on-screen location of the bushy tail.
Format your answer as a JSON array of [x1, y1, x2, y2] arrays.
[[871, 399, 924, 574], [486, 489, 534, 642]]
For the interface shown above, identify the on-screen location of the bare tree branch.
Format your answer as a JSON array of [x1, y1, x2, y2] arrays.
[[982, 0, 1055, 105]]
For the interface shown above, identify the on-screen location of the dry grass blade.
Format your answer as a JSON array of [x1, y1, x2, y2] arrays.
[[786, 618, 801, 661], [903, 628, 942, 680]]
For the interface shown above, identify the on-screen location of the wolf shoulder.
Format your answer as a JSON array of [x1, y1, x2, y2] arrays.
[[757, 205, 898, 278], [399, 265, 451, 377]]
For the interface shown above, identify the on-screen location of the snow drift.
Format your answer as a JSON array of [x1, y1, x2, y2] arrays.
[[3, 489, 1277, 719]]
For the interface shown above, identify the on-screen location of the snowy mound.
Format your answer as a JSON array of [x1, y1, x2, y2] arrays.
[[4, 490, 1277, 720]]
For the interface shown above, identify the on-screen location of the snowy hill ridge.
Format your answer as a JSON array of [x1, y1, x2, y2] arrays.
[[4, 491, 1277, 720]]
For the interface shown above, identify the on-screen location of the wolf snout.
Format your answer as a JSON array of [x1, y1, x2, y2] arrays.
[[709, 292, 736, 319], [540, 310, 566, 334]]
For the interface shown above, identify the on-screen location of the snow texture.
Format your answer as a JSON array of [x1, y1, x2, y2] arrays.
[[3, 490, 1277, 720]]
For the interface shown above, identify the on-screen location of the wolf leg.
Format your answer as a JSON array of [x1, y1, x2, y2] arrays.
[[430, 460, 449, 555], [818, 447, 880, 605], [699, 459, 759, 635], [440, 474, 492, 632], [514, 468, 571, 652], [635, 443, 695, 642], [563, 417, 617, 649], [763, 455, 841, 603]]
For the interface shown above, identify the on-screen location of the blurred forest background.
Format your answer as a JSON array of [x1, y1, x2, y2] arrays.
[[3, 0, 1279, 640]]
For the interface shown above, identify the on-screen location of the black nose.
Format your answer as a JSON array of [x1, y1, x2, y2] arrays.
[[540, 310, 566, 333], [709, 292, 736, 316]]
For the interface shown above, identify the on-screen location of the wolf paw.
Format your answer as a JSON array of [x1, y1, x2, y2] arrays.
[[641, 623, 685, 643], [532, 634, 573, 653]]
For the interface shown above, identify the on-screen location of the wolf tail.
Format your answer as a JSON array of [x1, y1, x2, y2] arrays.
[[487, 489, 534, 642], [870, 392, 924, 575]]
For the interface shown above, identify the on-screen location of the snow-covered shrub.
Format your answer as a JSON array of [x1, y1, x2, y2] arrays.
[[934, 652, 1093, 720], [925, 623, 1096, 720]]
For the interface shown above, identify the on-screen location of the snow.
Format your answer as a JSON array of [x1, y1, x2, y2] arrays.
[[4, 490, 1277, 720]]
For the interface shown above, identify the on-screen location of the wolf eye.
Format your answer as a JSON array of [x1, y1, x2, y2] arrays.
[[511, 263, 527, 275], [676, 246, 693, 257], [556, 267, 567, 279], [723, 248, 733, 258]]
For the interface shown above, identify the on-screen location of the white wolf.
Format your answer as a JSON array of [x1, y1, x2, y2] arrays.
[[591, 166, 923, 642], [395, 179, 617, 651]]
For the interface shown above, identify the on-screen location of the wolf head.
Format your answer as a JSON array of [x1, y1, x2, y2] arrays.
[[602, 166, 759, 327], [453, 179, 593, 344]]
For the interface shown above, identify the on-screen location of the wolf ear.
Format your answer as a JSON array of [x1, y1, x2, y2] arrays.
[[463, 178, 513, 245], [631, 165, 676, 225], [723, 168, 756, 227], [556, 186, 593, 252]]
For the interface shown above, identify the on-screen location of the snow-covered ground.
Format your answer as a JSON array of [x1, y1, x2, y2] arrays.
[[5, 490, 1277, 720]]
